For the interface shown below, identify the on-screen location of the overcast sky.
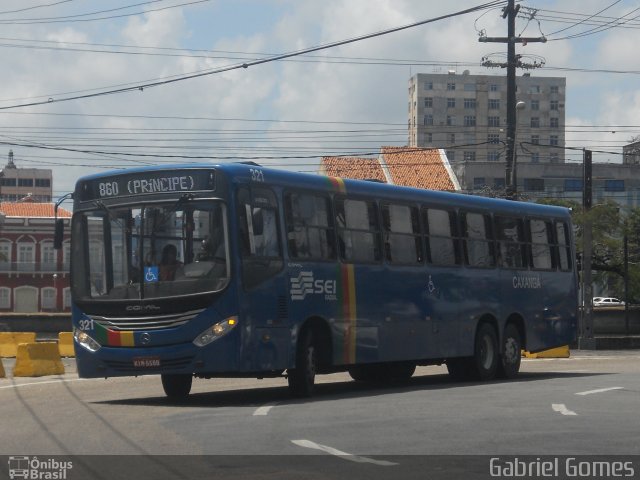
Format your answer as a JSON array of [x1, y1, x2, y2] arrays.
[[0, 0, 639, 204]]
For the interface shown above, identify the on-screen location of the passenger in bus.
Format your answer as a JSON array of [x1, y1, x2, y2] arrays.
[[159, 244, 183, 281]]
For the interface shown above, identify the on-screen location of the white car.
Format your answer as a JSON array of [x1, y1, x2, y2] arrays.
[[593, 297, 625, 306]]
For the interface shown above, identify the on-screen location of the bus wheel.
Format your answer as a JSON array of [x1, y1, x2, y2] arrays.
[[287, 330, 317, 397], [470, 323, 499, 381], [498, 323, 522, 379], [161, 374, 192, 400]]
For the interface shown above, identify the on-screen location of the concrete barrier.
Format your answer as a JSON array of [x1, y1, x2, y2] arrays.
[[0, 332, 37, 357], [523, 345, 570, 359], [58, 332, 75, 357], [13, 342, 65, 377]]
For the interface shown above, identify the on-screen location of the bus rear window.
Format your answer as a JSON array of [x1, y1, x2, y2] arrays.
[[555, 222, 572, 271], [529, 219, 554, 270]]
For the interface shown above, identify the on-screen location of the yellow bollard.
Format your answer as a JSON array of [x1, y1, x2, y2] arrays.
[[0, 332, 37, 357], [58, 332, 75, 357], [13, 342, 65, 377], [0, 359, 5, 378], [523, 345, 570, 358]]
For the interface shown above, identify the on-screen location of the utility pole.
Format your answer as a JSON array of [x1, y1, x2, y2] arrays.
[[479, 0, 546, 199], [580, 149, 596, 350]]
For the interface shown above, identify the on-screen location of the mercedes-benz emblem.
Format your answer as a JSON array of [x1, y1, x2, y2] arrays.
[[140, 333, 151, 345]]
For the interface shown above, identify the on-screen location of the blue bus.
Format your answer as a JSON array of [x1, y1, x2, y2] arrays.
[[58, 162, 577, 398]]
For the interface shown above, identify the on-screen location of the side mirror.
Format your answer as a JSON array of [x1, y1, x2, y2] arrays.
[[54, 218, 64, 249]]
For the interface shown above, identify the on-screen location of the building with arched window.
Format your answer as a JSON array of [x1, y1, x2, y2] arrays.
[[0, 201, 71, 313]]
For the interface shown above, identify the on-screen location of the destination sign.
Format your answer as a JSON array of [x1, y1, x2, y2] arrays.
[[80, 169, 216, 201]]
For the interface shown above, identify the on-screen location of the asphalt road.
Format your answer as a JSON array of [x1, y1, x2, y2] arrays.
[[1, 351, 639, 479]]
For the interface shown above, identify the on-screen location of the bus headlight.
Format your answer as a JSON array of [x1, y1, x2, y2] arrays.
[[193, 317, 238, 347], [74, 329, 101, 352]]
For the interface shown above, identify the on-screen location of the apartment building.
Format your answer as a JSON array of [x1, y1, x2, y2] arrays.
[[408, 71, 566, 165], [0, 150, 53, 202]]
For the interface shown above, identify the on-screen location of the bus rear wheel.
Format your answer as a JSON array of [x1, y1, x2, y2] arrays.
[[498, 323, 522, 379], [161, 374, 192, 400], [470, 323, 499, 380], [287, 330, 317, 397]]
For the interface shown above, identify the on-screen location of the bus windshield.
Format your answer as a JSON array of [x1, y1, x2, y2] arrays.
[[71, 200, 229, 301]]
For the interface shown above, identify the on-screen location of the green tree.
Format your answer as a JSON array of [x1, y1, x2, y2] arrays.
[[538, 198, 640, 302]]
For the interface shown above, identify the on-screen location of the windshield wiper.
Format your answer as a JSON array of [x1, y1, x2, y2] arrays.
[[93, 200, 125, 228]]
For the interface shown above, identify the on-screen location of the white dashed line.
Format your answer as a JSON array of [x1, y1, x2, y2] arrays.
[[0, 378, 90, 390], [575, 387, 623, 396], [253, 403, 278, 416], [291, 439, 398, 466], [552, 404, 577, 416]]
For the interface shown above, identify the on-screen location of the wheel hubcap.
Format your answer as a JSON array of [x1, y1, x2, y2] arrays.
[[504, 338, 518, 364]]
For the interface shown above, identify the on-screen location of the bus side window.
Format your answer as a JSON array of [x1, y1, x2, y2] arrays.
[[237, 187, 283, 289], [461, 212, 495, 268], [382, 203, 422, 264], [529, 219, 554, 270], [423, 208, 460, 266], [495, 216, 527, 269], [555, 222, 572, 271], [335, 197, 381, 263], [284, 192, 336, 260]]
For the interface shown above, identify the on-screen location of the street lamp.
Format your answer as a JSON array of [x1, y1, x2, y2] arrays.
[[509, 100, 526, 198]]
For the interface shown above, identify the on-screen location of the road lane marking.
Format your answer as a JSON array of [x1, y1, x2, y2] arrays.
[[291, 439, 398, 466], [0, 378, 90, 390], [575, 387, 623, 396], [552, 404, 577, 416], [253, 403, 278, 416]]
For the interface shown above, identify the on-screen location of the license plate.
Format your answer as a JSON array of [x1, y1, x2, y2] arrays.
[[133, 356, 161, 368]]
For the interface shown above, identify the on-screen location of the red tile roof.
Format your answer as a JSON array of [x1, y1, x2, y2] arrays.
[[320, 156, 386, 182], [0, 202, 72, 218], [380, 146, 458, 191], [319, 147, 459, 191]]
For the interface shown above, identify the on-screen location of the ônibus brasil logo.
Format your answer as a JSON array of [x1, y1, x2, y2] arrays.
[[7, 456, 72, 480]]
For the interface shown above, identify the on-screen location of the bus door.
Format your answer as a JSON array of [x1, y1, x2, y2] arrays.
[[236, 185, 288, 372]]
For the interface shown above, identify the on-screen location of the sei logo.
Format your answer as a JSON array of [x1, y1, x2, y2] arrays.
[[290, 271, 337, 301]]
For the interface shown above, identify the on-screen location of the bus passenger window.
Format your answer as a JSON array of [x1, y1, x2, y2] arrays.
[[462, 212, 495, 267], [250, 207, 279, 257], [495, 216, 527, 269], [529, 219, 553, 270], [285, 193, 336, 260], [424, 208, 459, 266], [555, 222, 572, 271], [335, 198, 381, 263], [382, 204, 422, 264], [237, 187, 284, 289]]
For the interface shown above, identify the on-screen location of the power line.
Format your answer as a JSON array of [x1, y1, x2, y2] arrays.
[[0, 0, 209, 25], [0, 0, 74, 15], [0, 1, 506, 111]]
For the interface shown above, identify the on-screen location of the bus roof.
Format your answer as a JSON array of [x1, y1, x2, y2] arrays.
[[76, 162, 571, 219]]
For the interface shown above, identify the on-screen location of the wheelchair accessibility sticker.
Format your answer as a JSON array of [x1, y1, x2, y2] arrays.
[[144, 266, 159, 283]]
